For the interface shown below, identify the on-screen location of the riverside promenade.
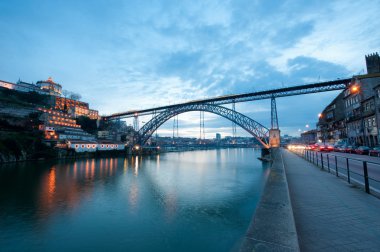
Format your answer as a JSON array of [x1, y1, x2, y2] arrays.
[[282, 149, 380, 251]]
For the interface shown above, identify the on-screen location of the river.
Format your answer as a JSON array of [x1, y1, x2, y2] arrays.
[[0, 148, 270, 252]]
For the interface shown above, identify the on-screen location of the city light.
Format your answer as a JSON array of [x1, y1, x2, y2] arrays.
[[351, 85, 359, 93], [318, 113, 322, 118]]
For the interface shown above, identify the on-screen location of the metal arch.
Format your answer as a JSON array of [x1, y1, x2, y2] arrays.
[[138, 104, 270, 148]]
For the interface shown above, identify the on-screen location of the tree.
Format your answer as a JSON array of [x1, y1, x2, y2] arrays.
[[76, 116, 97, 134], [69, 93, 82, 101]]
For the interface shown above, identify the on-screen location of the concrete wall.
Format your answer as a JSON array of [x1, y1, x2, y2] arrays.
[[240, 148, 299, 252]]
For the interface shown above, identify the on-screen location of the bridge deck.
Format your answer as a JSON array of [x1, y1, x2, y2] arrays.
[[104, 78, 352, 119], [282, 149, 380, 251]]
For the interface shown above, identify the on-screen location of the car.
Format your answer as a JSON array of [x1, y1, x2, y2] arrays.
[[369, 147, 380, 157], [344, 145, 356, 153], [319, 144, 334, 152], [355, 146, 371, 155], [333, 145, 342, 152], [308, 144, 319, 151], [336, 145, 346, 152]]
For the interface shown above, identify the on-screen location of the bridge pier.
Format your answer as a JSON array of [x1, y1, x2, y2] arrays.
[[269, 129, 281, 148]]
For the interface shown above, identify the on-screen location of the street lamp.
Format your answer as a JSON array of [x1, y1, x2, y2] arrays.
[[351, 85, 359, 93]]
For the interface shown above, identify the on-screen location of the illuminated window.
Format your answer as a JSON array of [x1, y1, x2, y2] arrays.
[[101, 144, 104, 148], [106, 145, 109, 148], [87, 145, 90, 148], [92, 144, 96, 148], [81, 145, 84, 148]]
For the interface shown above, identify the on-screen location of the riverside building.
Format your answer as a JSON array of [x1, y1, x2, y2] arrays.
[[317, 53, 380, 147]]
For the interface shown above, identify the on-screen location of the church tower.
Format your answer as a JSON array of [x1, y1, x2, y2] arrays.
[[365, 52, 380, 74]]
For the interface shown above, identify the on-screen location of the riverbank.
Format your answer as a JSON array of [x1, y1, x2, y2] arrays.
[[0, 143, 259, 164]]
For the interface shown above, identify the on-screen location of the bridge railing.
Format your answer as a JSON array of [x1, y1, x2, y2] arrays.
[[291, 148, 380, 198]]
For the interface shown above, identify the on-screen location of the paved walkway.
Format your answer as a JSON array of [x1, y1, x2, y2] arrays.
[[282, 149, 380, 252]]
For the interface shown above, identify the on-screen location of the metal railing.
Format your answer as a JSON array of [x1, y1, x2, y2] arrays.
[[292, 149, 380, 196]]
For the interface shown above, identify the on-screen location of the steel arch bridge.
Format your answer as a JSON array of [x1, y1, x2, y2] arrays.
[[138, 103, 270, 148]]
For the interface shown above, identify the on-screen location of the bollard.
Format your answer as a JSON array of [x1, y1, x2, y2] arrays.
[[363, 161, 370, 194], [346, 158, 350, 184], [335, 156, 338, 177], [327, 154, 330, 173], [320, 152, 324, 170], [316, 152, 319, 166]]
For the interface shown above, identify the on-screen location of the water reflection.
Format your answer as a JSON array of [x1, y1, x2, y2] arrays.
[[0, 148, 269, 252]]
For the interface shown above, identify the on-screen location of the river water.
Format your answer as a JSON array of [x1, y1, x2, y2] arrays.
[[0, 148, 270, 252]]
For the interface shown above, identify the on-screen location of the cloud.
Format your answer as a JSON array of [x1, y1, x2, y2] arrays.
[[268, 0, 380, 74], [0, 0, 379, 137]]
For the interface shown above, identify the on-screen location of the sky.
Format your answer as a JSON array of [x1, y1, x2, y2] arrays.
[[0, 0, 379, 138]]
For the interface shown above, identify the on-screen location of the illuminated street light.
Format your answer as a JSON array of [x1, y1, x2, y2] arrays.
[[305, 124, 309, 128], [134, 145, 140, 150], [351, 85, 359, 93], [318, 113, 322, 118]]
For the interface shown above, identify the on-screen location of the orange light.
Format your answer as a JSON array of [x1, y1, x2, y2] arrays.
[[351, 85, 359, 93]]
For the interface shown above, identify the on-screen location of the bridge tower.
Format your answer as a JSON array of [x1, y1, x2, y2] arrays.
[[269, 97, 281, 148], [133, 114, 139, 131]]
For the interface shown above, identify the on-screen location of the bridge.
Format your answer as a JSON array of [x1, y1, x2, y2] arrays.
[[103, 78, 352, 148]]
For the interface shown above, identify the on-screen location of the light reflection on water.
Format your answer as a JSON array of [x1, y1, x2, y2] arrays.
[[0, 148, 269, 252]]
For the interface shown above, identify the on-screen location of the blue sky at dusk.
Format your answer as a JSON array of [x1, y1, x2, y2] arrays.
[[1, 0, 379, 138]]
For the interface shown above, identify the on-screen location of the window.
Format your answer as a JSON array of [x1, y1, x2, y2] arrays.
[[81, 145, 84, 148], [75, 144, 79, 148]]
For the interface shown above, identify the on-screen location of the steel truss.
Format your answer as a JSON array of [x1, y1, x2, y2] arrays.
[[138, 104, 270, 148], [104, 78, 350, 120]]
